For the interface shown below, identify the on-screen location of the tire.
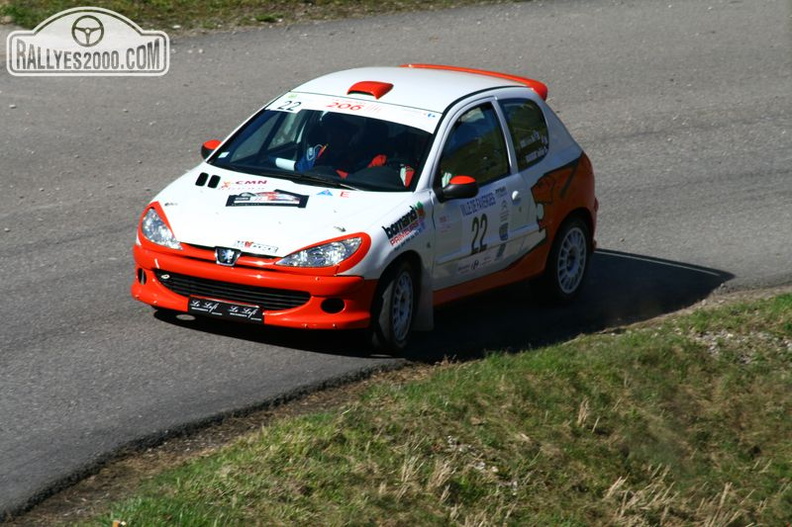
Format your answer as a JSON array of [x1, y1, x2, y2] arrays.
[[370, 260, 416, 354], [540, 217, 591, 303]]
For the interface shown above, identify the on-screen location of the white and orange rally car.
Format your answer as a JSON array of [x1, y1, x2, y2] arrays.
[[132, 64, 598, 352]]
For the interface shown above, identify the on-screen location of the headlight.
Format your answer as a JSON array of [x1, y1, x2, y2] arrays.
[[277, 237, 363, 268], [140, 208, 182, 250]]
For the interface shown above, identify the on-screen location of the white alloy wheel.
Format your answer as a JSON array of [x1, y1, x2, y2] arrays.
[[541, 217, 591, 303], [390, 270, 414, 344], [556, 224, 588, 295]]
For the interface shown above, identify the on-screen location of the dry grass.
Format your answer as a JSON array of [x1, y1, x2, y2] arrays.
[[6, 292, 791, 526]]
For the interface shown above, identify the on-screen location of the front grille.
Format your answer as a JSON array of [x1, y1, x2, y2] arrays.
[[184, 243, 279, 263], [155, 270, 310, 311]]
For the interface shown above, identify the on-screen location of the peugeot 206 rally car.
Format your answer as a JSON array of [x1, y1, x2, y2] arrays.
[[132, 64, 597, 352]]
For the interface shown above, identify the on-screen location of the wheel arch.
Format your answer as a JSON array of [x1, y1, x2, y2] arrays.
[[563, 206, 596, 249], [378, 250, 434, 332]]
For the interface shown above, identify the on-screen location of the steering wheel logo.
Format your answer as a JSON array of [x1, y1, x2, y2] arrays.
[[71, 15, 104, 47]]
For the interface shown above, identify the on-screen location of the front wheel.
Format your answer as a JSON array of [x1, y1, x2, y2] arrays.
[[370, 261, 416, 354], [540, 217, 591, 303]]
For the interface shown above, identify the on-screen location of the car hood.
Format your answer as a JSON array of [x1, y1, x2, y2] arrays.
[[151, 166, 408, 257]]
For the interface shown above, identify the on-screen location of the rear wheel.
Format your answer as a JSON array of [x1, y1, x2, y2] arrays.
[[540, 217, 591, 303], [370, 261, 416, 354]]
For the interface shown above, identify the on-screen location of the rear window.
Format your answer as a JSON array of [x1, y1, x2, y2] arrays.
[[501, 99, 549, 170]]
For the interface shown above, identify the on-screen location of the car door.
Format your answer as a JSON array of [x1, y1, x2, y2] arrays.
[[497, 96, 554, 260], [430, 100, 535, 290]]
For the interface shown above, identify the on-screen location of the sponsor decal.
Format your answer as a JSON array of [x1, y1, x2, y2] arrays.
[[382, 202, 426, 248], [234, 240, 278, 254], [499, 200, 510, 241], [315, 190, 352, 198], [226, 190, 309, 208], [499, 222, 509, 242], [220, 179, 269, 192], [460, 191, 496, 216], [437, 213, 453, 235], [521, 131, 550, 165], [266, 92, 440, 133], [6, 7, 169, 76], [455, 243, 506, 276]]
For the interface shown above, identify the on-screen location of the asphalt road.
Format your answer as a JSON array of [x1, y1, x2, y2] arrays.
[[1, 0, 790, 518]]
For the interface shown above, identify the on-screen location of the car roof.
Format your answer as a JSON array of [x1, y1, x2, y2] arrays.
[[290, 65, 547, 114]]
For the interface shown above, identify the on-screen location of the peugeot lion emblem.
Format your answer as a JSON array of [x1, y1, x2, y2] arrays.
[[215, 247, 241, 266]]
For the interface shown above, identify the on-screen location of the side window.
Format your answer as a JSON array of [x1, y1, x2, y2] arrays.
[[438, 103, 509, 187], [501, 99, 549, 170]]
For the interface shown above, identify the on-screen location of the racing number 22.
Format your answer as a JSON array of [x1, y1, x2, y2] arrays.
[[471, 214, 488, 254], [277, 100, 302, 112]]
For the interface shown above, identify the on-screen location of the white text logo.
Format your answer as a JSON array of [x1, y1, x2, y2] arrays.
[[6, 7, 169, 76]]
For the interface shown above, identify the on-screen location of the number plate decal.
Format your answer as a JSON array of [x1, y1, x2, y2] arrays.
[[188, 297, 263, 323]]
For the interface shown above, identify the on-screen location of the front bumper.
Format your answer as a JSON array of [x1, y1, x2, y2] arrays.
[[131, 244, 377, 330]]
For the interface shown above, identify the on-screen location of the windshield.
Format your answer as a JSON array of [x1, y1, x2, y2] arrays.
[[209, 108, 433, 192]]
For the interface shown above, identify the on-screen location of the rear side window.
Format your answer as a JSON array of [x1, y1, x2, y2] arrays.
[[501, 99, 549, 170]]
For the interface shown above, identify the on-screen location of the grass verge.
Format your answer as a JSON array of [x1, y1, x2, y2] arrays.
[[1, 0, 507, 31], [18, 292, 789, 526]]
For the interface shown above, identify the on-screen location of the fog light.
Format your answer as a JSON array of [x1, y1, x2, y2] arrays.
[[321, 298, 345, 314]]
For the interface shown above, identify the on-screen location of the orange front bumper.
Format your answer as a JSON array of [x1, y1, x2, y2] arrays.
[[131, 244, 377, 330]]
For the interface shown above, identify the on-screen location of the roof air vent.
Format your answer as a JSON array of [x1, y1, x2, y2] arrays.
[[347, 81, 393, 99]]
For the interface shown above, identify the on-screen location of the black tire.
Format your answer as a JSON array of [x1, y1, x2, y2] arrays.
[[370, 260, 417, 354], [540, 217, 591, 303]]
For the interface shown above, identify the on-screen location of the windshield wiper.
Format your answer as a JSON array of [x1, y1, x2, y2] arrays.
[[296, 172, 361, 190]]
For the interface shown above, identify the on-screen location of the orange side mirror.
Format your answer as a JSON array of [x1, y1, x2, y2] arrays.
[[201, 139, 222, 159]]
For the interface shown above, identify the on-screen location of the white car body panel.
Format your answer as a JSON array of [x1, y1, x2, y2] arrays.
[[152, 165, 419, 267]]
